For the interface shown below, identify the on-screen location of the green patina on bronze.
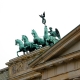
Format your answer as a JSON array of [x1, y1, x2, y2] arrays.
[[15, 12, 61, 57], [39, 12, 46, 25], [48, 27, 61, 39], [22, 35, 40, 50], [31, 29, 47, 47], [15, 39, 26, 57]]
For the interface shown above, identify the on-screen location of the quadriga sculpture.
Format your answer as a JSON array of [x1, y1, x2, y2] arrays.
[[22, 35, 41, 51], [15, 12, 61, 57]]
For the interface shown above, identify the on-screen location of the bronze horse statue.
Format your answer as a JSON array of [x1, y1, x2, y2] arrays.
[[15, 39, 26, 57], [31, 29, 48, 47], [22, 35, 41, 51]]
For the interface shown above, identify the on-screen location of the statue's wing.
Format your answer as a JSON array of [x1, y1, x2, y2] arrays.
[[43, 12, 45, 17], [39, 14, 43, 18], [55, 28, 61, 39]]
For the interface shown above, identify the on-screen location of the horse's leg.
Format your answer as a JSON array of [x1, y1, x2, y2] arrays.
[[45, 40, 49, 46], [26, 51, 29, 54], [36, 44, 41, 49], [23, 47, 27, 55], [23, 52, 25, 55], [17, 51, 20, 57]]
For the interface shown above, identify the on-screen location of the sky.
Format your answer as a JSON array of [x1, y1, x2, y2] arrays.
[[0, 0, 80, 69]]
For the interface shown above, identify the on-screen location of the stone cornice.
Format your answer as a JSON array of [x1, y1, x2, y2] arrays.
[[0, 67, 8, 73], [33, 50, 80, 71], [29, 25, 80, 67]]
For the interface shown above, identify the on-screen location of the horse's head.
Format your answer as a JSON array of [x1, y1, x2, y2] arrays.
[[15, 39, 20, 45], [31, 29, 35, 35], [15, 39, 24, 48], [22, 35, 28, 42], [31, 29, 38, 37], [15, 40, 17, 45]]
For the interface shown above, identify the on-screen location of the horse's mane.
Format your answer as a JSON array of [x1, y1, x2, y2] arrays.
[[22, 35, 29, 41], [24, 35, 29, 40], [15, 39, 22, 43], [32, 29, 35, 32], [16, 39, 20, 41], [32, 29, 38, 36]]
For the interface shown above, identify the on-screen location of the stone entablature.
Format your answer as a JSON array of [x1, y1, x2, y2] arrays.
[[31, 50, 80, 80]]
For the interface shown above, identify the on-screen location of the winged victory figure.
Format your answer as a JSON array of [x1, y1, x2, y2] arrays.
[[48, 27, 61, 39]]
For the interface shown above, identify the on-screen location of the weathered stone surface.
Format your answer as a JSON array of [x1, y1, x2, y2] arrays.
[[0, 67, 9, 80]]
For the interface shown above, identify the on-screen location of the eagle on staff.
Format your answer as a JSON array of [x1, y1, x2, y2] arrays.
[[39, 12, 46, 25]]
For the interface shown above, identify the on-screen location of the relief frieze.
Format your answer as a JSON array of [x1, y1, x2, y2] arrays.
[[11, 61, 24, 74]]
